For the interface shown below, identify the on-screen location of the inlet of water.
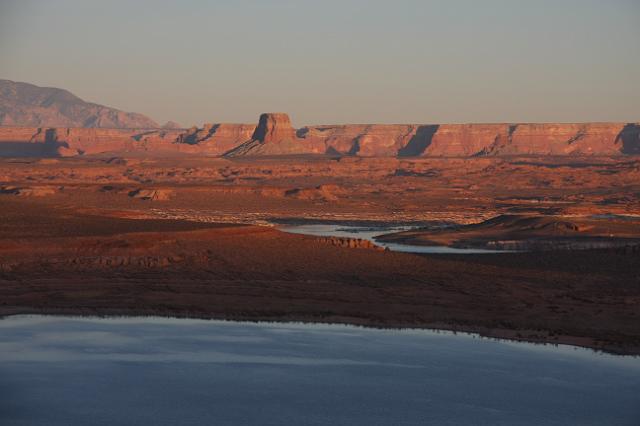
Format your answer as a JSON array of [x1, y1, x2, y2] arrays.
[[277, 223, 509, 254]]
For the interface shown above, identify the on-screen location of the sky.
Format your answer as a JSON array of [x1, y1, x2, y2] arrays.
[[0, 0, 639, 127]]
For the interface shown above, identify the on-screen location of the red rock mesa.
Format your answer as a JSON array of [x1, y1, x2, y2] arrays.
[[0, 113, 638, 158]]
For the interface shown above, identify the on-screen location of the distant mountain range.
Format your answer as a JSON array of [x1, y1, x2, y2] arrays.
[[0, 79, 175, 129]]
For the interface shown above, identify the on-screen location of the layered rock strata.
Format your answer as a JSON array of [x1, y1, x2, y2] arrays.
[[0, 113, 638, 158]]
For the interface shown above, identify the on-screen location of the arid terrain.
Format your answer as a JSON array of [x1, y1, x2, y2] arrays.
[[1, 83, 639, 354], [1, 149, 639, 354], [2, 2, 639, 423], [378, 214, 640, 250]]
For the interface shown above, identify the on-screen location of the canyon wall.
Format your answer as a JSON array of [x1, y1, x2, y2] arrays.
[[0, 113, 638, 158], [175, 123, 256, 155], [300, 122, 640, 157]]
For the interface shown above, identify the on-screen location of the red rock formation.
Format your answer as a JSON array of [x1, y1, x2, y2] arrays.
[[0, 127, 45, 143], [306, 122, 638, 157], [0, 127, 184, 157], [0, 127, 59, 156], [315, 236, 385, 251], [48, 128, 139, 155], [0, 115, 638, 158], [299, 124, 418, 156], [425, 124, 508, 156], [252, 113, 296, 144], [176, 123, 255, 155], [617, 124, 640, 154], [484, 123, 628, 156], [225, 113, 324, 156]]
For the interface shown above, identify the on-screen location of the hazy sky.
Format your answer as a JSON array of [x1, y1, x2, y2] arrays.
[[1, 0, 639, 126]]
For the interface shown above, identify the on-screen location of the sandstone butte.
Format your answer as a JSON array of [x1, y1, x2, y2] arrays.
[[0, 112, 638, 158]]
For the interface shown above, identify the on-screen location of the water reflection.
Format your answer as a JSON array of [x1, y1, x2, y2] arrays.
[[1, 316, 639, 426]]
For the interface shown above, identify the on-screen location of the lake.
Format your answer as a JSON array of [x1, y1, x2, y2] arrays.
[[277, 223, 510, 254], [1, 316, 638, 425]]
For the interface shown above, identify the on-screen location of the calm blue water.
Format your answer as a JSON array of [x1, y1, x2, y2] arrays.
[[277, 224, 510, 254], [0, 316, 638, 426]]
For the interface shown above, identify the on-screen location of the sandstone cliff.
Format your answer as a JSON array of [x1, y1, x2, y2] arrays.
[[0, 112, 638, 158], [300, 122, 640, 157], [177, 123, 255, 155], [225, 113, 324, 156], [299, 124, 419, 156]]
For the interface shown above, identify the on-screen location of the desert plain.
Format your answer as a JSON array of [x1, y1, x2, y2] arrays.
[[1, 115, 640, 355], [1, 92, 640, 354]]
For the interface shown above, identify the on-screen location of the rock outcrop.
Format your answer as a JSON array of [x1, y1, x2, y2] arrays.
[[284, 184, 344, 202], [252, 113, 297, 144], [0, 185, 60, 197], [128, 188, 175, 201], [300, 122, 640, 157], [484, 124, 627, 156], [0, 79, 159, 128], [177, 123, 255, 155], [299, 124, 419, 156], [425, 124, 507, 156], [225, 113, 325, 157], [315, 236, 385, 251]]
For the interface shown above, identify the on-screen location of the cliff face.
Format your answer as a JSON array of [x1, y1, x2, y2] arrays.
[[425, 124, 507, 156], [0, 127, 183, 157], [487, 124, 628, 156], [0, 79, 159, 129], [177, 123, 255, 155], [299, 124, 418, 156], [618, 124, 640, 154], [418, 123, 632, 157], [225, 113, 325, 156], [0, 113, 638, 158], [251, 113, 296, 144], [298, 122, 640, 157]]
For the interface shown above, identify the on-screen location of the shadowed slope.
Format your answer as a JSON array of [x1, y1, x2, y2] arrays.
[[617, 124, 640, 154], [398, 125, 439, 156]]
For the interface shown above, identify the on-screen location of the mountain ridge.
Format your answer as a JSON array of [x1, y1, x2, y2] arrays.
[[0, 79, 159, 129]]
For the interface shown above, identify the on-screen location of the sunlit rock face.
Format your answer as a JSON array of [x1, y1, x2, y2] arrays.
[[176, 123, 256, 155], [225, 113, 325, 157], [251, 113, 297, 144], [489, 123, 630, 156], [1, 111, 639, 158], [295, 122, 640, 157], [298, 124, 419, 157]]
